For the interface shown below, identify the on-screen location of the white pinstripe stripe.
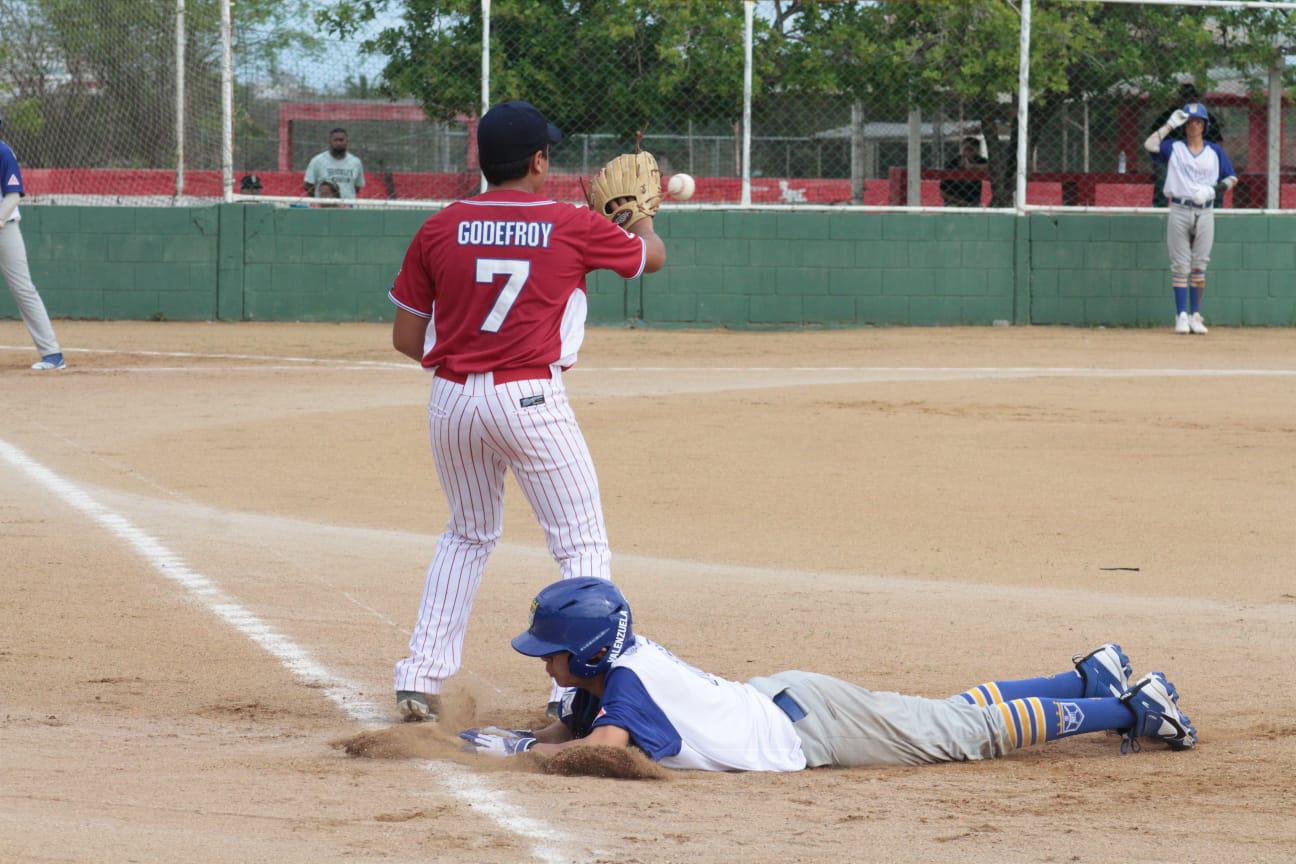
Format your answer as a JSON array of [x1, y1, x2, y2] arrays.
[[512, 385, 581, 554], [548, 392, 608, 557], [395, 371, 612, 694]]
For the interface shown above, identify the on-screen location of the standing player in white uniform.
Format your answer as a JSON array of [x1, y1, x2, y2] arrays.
[[0, 120, 65, 371], [388, 101, 666, 721], [1145, 102, 1237, 335], [460, 579, 1197, 767]]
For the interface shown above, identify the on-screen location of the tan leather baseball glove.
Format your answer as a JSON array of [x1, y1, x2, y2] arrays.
[[587, 150, 662, 229]]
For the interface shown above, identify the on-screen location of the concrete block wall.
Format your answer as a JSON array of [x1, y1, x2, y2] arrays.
[[3, 204, 1294, 327], [237, 206, 632, 324], [1030, 213, 1296, 326], [645, 212, 1018, 327], [11, 206, 219, 321], [239, 207, 414, 322]]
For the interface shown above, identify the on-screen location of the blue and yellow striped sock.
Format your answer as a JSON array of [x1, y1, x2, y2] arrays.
[[987, 697, 1135, 750], [956, 672, 1084, 707]]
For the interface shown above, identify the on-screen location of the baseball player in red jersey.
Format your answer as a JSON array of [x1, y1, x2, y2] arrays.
[[388, 101, 666, 722]]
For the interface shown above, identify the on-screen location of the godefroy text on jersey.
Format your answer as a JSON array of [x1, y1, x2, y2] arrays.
[[457, 219, 555, 249]]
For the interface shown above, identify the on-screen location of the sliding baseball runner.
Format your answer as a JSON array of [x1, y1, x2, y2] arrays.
[[387, 100, 666, 721], [1145, 102, 1237, 335], [461, 578, 1197, 769]]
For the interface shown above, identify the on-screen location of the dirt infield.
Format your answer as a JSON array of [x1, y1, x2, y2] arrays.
[[2, 321, 1294, 863]]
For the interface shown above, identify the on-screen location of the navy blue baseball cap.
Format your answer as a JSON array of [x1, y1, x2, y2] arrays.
[[478, 101, 562, 165], [1183, 102, 1209, 121]]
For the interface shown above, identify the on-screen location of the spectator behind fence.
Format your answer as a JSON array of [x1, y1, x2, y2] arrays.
[[940, 137, 988, 208], [239, 174, 262, 196], [304, 128, 365, 199], [1148, 84, 1223, 207]]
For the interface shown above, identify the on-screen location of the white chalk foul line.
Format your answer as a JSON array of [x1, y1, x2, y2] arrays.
[[5, 344, 1296, 380], [0, 343, 412, 369], [0, 437, 570, 863]]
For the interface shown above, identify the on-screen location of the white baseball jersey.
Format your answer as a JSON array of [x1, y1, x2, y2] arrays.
[[572, 636, 807, 772], [1154, 139, 1236, 201]]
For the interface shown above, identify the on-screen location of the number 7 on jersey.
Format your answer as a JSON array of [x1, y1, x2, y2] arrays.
[[477, 258, 531, 332]]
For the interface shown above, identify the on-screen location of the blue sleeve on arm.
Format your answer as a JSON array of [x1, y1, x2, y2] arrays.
[[591, 668, 683, 760], [1212, 144, 1237, 181], [0, 145, 23, 195], [560, 688, 603, 738], [1152, 139, 1174, 165]]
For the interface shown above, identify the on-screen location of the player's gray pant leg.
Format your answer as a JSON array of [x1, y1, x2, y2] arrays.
[[1191, 209, 1214, 273], [1166, 204, 1195, 280], [749, 671, 1007, 768], [0, 223, 60, 355]]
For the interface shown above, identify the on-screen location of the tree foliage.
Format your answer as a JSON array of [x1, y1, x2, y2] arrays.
[[0, 0, 318, 169], [319, 0, 748, 141]]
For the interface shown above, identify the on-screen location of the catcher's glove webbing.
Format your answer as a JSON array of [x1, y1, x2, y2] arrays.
[[588, 150, 662, 229]]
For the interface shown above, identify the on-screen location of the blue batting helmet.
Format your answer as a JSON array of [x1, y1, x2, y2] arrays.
[[511, 578, 633, 679], [1183, 103, 1209, 121]]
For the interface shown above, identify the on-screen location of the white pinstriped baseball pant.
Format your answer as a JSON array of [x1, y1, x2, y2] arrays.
[[394, 369, 612, 696]]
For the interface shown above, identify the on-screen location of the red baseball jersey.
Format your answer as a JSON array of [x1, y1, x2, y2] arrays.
[[388, 189, 646, 372]]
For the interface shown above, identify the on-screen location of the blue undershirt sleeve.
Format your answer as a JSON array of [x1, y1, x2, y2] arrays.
[[591, 668, 683, 760], [1212, 144, 1237, 182], [0, 146, 24, 196]]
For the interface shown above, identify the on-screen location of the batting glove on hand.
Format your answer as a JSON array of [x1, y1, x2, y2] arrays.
[[1191, 187, 1214, 205], [1168, 109, 1189, 129], [459, 727, 537, 757]]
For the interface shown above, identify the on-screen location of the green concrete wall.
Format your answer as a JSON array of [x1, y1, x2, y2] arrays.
[[648, 212, 1017, 327], [10, 206, 219, 321], [1030, 213, 1296, 327], [3, 204, 1295, 327]]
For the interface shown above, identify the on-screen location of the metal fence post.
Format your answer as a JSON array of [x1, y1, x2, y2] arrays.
[[1267, 49, 1282, 210], [850, 102, 865, 204], [221, 0, 232, 203], [906, 108, 921, 206], [175, 0, 185, 201], [1014, 0, 1031, 213], [741, 0, 753, 207], [481, 0, 490, 194]]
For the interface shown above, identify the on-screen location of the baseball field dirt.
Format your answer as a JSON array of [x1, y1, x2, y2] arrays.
[[2, 321, 1294, 863]]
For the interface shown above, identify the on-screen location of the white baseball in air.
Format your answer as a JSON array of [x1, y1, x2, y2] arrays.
[[668, 173, 695, 201]]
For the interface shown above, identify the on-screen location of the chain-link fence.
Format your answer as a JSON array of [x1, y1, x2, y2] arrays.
[[233, 0, 479, 203], [752, 2, 1022, 207], [1021, 0, 1293, 209], [5, 0, 1296, 209], [0, 0, 225, 204]]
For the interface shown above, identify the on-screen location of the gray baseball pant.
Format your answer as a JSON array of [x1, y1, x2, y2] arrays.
[[749, 670, 1008, 768], [1167, 202, 1213, 280], [0, 222, 60, 356]]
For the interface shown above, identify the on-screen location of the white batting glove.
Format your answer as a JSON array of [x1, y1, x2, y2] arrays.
[[458, 727, 537, 757], [1191, 187, 1214, 206], [1168, 109, 1189, 129]]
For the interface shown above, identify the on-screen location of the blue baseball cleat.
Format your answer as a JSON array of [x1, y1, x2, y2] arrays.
[[1073, 643, 1133, 699], [1120, 672, 1196, 752], [31, 352, 66, 371]]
